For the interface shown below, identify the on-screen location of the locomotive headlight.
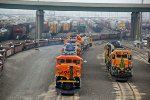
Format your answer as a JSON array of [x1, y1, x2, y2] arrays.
[[128, 64, 133, 69], [0, 61, 2, 65], [76, 68, 80, 71], [111, 65, 116, 69], [125, 68, 130, 71], [125, 67, 131, 72]]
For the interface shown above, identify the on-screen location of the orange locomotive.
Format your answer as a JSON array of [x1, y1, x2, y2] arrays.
[[61, 43, 81, 56], [109, 49, 133, 78], [55, 55, 83, 94], [64, 34, 92, 54], [64, 35, 83, 45], [104, 41, 133, 79], [63, 35, 83, 56]]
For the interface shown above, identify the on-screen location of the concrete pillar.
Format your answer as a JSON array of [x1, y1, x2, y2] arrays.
[[131, 12, 142, 40], [36, 10, 44, 39], [131, 12, 135, 40]]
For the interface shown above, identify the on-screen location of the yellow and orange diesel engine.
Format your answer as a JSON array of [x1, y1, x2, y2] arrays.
[[55, 55, 83, 93], [109, 49, 133, 78]]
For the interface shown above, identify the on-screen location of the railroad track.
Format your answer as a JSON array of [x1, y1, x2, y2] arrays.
[[112, 80, 143, 100], [105, 63, 142, 100], [0, 40, 24, 44], [43, 82, 80, 100], [106, 62, 141, 100], [123, 45, 149, 63], [56, 93, 79, 100], [99, 43, 146, 100], [123, 45, 147, 56], [132, 50, 149, 64]]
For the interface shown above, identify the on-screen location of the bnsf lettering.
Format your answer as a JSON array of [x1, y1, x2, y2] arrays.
[[58, 71, 76, 74]]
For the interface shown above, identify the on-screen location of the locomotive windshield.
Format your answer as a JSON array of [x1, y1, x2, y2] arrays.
[[65, 44, 76, 51], [57, 58, 80, 65], [58, 59, 65, 64], [73, 60, 80, 65], [66, 59, 72, 63], [116, 54, 128, 59]]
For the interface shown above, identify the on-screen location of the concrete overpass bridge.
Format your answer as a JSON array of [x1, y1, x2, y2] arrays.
[[0, 0, 150, 40]]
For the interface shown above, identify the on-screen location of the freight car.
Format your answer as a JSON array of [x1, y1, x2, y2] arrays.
[[78, 22, 86, 33], [50, 21, 62, 36], [0, 28, 10, 41], [71, 21, 78, 32], [62, 21, 71, 33], [43, 21, 49, 33], [50, 21, 59, 36], [103, 19, 131, 32], [93, 23, 103, 33], [12, 23, 31, 40]]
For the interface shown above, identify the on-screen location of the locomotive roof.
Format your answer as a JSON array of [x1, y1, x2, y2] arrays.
[[56, 55, 82, 60], [112, 49, 131, 54]]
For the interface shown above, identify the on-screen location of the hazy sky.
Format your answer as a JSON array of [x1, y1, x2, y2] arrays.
[[0, 9, 131, 17], [0, 9, 150, 19]]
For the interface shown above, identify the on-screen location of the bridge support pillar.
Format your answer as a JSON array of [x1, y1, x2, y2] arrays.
[[131, 12, 142, 40], [36, 10, 44, 39]]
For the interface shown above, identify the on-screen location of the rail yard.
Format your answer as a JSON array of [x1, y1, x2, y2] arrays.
[[0, 10, 150, 100]]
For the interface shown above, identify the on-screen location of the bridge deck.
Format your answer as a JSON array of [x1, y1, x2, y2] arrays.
[[0, 0, 150, 12]]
